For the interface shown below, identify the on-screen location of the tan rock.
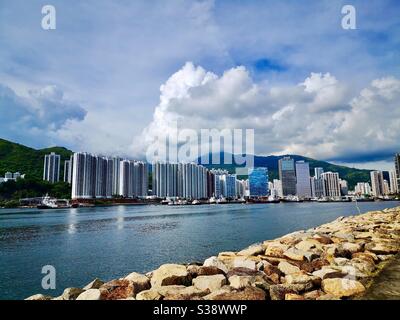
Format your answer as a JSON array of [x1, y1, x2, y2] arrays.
[[321, 278, 366, 298], [124, 272, 150, 293], [100, 279, 135, 300], [135, 289, 162, 300], [193, 275, 227, 292], [203, 256, 229, 273], [163, 286, 210, 300], [237, 245, 265, 256], [76, 289, 102, 300], [228, 275, 254, 289], [264, 243, 290, 258], [25, 294, 52, 301], [278, 261, 301, 275], [150, 264, 191, 287], [61, 287, 84, 300], [285, 293, 305, 300], [203, 286, 266, 300], [83, 278, 104, 290]]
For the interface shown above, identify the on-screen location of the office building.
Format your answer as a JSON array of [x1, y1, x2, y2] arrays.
[[43, 152, 60, 183], [295, 161, 311, 198], [248, 167, 269, 197], [279, 157, 296, 196]]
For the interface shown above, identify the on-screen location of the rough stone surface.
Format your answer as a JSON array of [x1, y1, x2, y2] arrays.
[[25, 294, 52, 301], [150, 264, 191, 287], [193, 275, 227, 292], [322, 278, 366, 298], [76, 289, 102, 300], [83, 278, 104, 290]]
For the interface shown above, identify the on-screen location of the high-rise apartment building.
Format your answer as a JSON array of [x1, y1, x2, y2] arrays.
[[321, 172, 341, 197], [279, 157, 296, 196], [389, 170, 398, 194], [43, 152, 61, 183], [295, 161, 311, 198], [370, 171, 385, 197], [63, 155, 73, 184], [395, 154, 400, 192]]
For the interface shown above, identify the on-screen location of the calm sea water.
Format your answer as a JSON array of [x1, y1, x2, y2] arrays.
[[0, 201, 399, 300]]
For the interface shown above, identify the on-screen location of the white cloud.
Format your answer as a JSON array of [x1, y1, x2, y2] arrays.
[[135, 62, 400, 164], [0, 83, 87, 147]]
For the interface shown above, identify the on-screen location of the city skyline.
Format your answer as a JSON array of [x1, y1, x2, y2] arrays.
[[0, 1, 399, 172]]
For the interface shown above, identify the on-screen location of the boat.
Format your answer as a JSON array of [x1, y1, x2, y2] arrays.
[[216, 197, 228, 204], [192, 200, 201, 205], [209, 197, 217, 204], [37, 195, 59, 209]]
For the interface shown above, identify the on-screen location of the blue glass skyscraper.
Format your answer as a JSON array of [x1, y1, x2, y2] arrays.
[[249, 167, 269, 197]]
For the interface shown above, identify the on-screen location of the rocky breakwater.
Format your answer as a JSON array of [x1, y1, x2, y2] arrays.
[[26, 206, 400, 301]]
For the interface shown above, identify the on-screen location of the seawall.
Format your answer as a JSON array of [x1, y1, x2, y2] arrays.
[[26, 206, 400, 300]]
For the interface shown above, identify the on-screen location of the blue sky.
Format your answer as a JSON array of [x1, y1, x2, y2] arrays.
[[0, 0, 399, 170]]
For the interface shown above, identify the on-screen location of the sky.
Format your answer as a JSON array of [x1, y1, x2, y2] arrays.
[[0, 0, 399, 170]]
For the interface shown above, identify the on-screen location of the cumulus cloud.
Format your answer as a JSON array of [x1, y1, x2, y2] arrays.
[[0, 83, 87, 147], [134, 62, 400, 163]]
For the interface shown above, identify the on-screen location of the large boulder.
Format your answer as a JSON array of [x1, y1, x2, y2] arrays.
[[237, 245, 265, 257], [203, 286, 266, 300], [193, 275, 227, 292], [124, 272, 151, 293], [76, 289, 102, 300], [61, 287, 85, 300], [203, 257, 229, 274], [264, 243, 290, 258], [278, 261, 301, 275], [150, 264, 191, 287], [135, 289, 162, 300], [163, 286, 210, 300], [83, 278, 104, 290], [25, 294, 52, 301], [187, 265, 225, 277], [321, 278, 366, 298], [100, 279, 135, 300]]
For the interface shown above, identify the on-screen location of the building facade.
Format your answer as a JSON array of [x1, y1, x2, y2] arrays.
[[279, 157, 296, 196], [370, 171, 385, 197], [248, 167, 269, 197], [295, 161, 311, 198], [321, 172, 341, 197], [43, 152, 60, 183]]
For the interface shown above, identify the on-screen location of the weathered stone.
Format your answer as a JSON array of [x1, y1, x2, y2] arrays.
[[303, 290, 324, 300], [204, 286, 266, 300], [232, 257, 258, 270], [313, 234, 333, 245], [278, 261, 301, 275], [76, 289, 102, 300], [25, 294, 52, 301], [352, 252, 377, 265], [341, 242, 363, 254], [202, 286, 233, 300], [262, 262, 283, 284], [269, 284, 299, 300], [237, 244, 264, 256], [226, 267, 261, 278], [187, 265, 225, 277], [285, 293, 305, 300], [284, 272, 320, 287], [193, 275, 227, 292], [83, 278, 104, 290], [295, 239, 323, 252], [283, 248, 307, 261], [203, 256, 229, 274], [334, 257, 349, 266], [124, 272, 151, 294], [365, 243, 399, 255], [321, 278, 366, 298], [135, 289, 162, 300], [100, 279, 135, 300], [228, 275, 254, 289], [61, 287, 85, 300], [313, 267, 346, 280], [377, 254, 395, 261], [264, 243, 290, 258], [310, 258, 330, 270], [163, 286, 210, 300], [150, 264, 191, 287]]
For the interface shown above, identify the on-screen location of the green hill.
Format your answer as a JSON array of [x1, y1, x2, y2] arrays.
[[0, 138, 73, 181]]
